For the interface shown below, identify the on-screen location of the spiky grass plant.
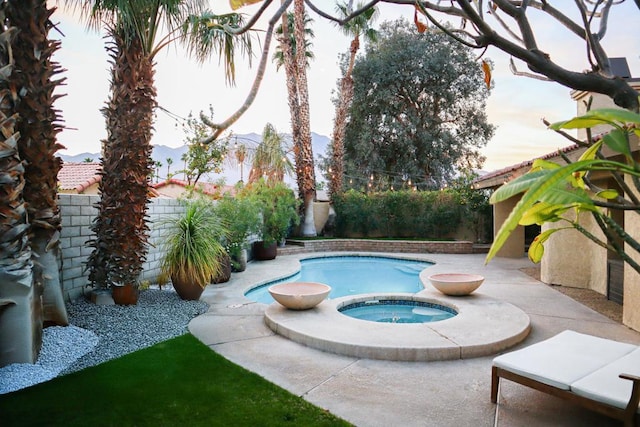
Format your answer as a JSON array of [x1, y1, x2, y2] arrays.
[[161, 200, 229, 289]]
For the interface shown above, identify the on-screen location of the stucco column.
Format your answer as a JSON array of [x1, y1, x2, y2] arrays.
[[493, 196, 525, 258], [540, 212, 607, 291], [624, 174, 640, 332]]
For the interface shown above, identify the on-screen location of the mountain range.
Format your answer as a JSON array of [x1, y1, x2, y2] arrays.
[[60, 132, 332, 185]]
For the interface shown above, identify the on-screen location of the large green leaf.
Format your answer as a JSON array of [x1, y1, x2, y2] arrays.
[[531, 158, 561, 171], [549, 108, 640, 130], [538, 185, 594, 207], [578, 140, 603, 162], [229, 0, 263, 10], [519, 202, 568, 226], [489, 170, 547, 204], [602, 128, 631, 158], [486, 159, 629, 264], [596, 189, 619, 200]]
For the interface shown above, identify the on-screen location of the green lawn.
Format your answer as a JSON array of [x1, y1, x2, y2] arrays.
[[0, 334, 351, 427]]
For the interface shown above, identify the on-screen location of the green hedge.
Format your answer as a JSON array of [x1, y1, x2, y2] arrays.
[[332, 189, 490, 240]]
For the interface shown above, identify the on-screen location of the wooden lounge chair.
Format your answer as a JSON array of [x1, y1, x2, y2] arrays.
[[491, 330, 640, 427]]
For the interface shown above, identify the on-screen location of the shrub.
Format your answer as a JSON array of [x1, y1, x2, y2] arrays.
[[332, 188, 489, 239]]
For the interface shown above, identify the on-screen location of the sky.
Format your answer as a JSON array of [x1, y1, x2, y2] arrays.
[[49, 1, 640, 172]]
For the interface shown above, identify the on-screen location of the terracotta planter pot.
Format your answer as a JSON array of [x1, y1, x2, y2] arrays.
[[253, 241, 277, 260], [171, 275, 205, 301], [212, 254, 232, 284], [111, 284, 139, 306]]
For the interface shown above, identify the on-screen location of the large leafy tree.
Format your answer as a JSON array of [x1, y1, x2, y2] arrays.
[[68, 0, 252, 290], [343, 19, 494, 191], [328, 1, 378, 198], [181, 108, 228, 187]]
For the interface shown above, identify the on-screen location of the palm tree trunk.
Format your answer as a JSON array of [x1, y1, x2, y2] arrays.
[[278, 8, 302, 189], [293, 0, 316, 236], [86, 28, 155, 291], [329, 37, 359, 198], [8, 0, 68, 326], [0, 14, 42, 366]]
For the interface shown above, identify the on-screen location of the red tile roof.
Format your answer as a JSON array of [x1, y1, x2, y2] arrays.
[[58, 162, 102, 193], [473, 143, 583, 189]]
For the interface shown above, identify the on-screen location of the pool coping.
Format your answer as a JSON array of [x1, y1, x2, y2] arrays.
[[264, 290, 531, 362]]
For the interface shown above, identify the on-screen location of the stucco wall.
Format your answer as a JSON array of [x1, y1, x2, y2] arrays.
[[493, 195, 524, 258], [58, 194, 184, 301], [540, 212, 607, 292], [623, 174, 640, 331]]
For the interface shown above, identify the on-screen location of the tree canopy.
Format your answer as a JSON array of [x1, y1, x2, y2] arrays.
[[342, 19, 494, 191]]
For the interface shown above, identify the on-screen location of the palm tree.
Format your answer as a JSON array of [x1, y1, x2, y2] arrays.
[[166, 157, 173, 179], [328, 1, 377, 198], [248, 123, 293, 184], [5, 0, 68, 329], [272, 11, 314, 67], [68, 0, 253, 291], [155, 161, 163, 183], [291, 0, 316, 237], [274, 0, 316, 236], [181, 152, 188, 180], [0, 2, 41, 366]]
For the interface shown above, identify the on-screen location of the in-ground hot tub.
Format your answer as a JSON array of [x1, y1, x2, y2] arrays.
[[339, 299, 456, 323], [264, 293, 531, 361]]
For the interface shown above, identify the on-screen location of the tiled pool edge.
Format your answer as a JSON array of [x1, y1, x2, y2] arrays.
[[280, 239, 477, 255]]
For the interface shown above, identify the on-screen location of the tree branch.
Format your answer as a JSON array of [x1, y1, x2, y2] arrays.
[[200, 0, 293, 142], [305, 0, 382, 25]]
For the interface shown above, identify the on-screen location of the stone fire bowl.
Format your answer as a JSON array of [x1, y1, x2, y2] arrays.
[[428, 273, 485, 296], [268, 282, 332, 310]]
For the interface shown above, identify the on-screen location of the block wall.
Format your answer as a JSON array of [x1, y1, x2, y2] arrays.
[[58, 195, 184, 301]]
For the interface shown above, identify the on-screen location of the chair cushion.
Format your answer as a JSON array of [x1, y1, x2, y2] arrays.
[[493, 330, 637, 390], [570, 347, 640, 411]]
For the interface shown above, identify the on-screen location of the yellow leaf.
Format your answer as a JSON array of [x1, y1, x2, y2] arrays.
[[229, 0, 262, 10], [414, 8, 428, 33], [596, 189, 619, 200], [481, 60, 491, 89]]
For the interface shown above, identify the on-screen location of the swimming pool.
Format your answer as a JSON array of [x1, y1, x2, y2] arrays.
[[244, 255, 433, 304]]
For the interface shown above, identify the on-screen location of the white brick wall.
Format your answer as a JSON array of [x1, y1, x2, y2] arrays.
[[58, 195, 184, 301]]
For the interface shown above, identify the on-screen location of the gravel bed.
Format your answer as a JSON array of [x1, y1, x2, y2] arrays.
[[0, 289, 208, 395]]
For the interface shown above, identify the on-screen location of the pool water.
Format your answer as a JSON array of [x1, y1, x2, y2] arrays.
[[339, 300, 456, 323], [245, 256, 432, 304]]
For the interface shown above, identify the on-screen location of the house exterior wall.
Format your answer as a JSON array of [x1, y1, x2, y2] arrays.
[[153, 183, 188, 199], [493, 194, 524, 258], [58, 194, 184, 301], [540, 211, 607, 292], [571, 80, 640, 141]]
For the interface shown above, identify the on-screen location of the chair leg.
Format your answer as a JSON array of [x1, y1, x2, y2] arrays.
[[491, 366, 499, 403]]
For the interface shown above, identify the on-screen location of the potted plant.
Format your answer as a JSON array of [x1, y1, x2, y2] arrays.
[[247, 180, 300, 260], [212, 191, 260, 272], [160, 199, 229, 300]]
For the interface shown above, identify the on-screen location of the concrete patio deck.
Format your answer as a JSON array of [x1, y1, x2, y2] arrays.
[[189, 252, 640, 427]]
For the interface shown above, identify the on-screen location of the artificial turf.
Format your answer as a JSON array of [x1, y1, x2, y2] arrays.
[[0, 334, 351, 426]]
